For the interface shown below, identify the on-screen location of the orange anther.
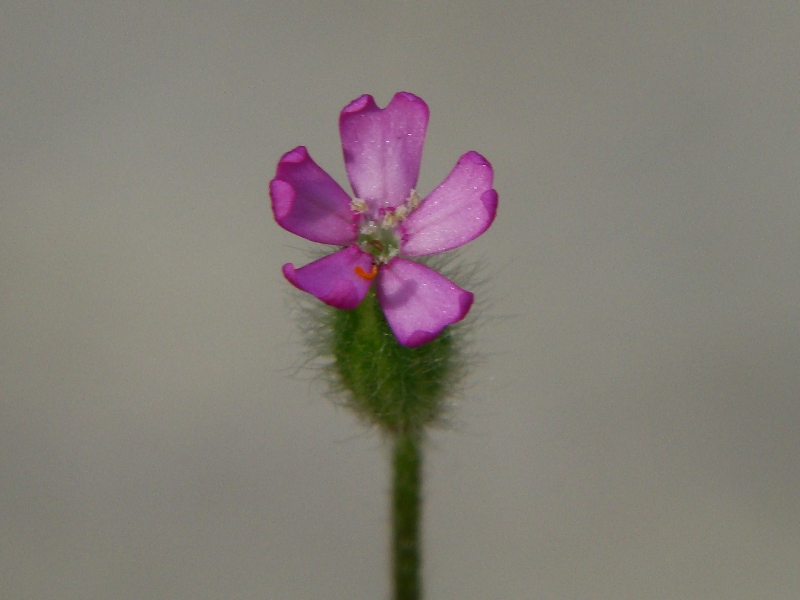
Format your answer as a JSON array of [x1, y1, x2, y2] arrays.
[[354, 264, 378, 280]]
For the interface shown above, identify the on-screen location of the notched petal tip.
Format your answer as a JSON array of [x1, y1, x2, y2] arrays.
[[340, 92, 427, 119]]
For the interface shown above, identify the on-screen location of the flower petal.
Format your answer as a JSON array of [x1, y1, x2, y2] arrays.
[[375, 258, 473, 347], [282, 246, 374, 309], [339, 92, 429, 210], [270, 146, 357, 245], [400, 151, 498, 256]]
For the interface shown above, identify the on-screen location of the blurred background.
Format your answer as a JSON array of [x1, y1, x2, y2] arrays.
[[2, 2, 799, 598]]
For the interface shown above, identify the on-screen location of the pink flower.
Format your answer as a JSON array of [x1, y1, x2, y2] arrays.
[[270, 92, 498, 347]]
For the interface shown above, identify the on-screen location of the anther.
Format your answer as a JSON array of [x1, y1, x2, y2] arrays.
[[354, 264, 378, 280], [382, 212, 399, 228], [350, 198, 368, 213]]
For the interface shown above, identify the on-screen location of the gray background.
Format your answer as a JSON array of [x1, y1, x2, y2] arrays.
[[2, 2, 799, 598]]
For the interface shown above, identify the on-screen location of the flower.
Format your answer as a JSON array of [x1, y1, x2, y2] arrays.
[[270, 92, 498, 347]]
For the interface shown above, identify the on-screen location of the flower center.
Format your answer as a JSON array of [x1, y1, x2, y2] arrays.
[[351, 191, 421, 265]]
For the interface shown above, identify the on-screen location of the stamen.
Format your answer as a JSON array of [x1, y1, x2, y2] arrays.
[[360, 221, 378, 235], [354, 264, 378, 280], [369, 240, 384, 252], [407, 190, 421, 209], [350, 198, 368, 213], [382, 212, 399, 228]]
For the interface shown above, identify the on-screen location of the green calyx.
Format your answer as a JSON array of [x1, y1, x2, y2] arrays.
[[329, 289, 460, 433]]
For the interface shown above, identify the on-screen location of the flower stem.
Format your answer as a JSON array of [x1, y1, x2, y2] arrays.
[[322, 282, 467, 598], [392, 430, 422, 600]]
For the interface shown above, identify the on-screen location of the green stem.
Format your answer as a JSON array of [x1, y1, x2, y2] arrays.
[[392, 430, 422, 600]]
